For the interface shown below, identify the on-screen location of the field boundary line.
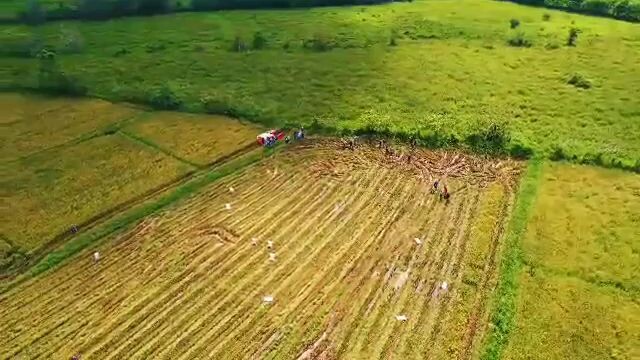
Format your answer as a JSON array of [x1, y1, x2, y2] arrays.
[[2, 111, 149, 165], [0, 143, 280, 293], [118, 129, 202, 168], [480, 159, 544, 360]]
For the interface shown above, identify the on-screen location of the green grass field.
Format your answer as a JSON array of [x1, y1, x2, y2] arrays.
[[1, 0, 639, 167], [503, 163, 640, 360]]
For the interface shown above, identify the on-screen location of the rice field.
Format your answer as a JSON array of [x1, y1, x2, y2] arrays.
[[0, 93, 262, 272], [0, 139, 522, 359], [504, 163, 640, 360], [1, 133, 192, 253], [122, 111, 262, 166], [0, 93, 140, 162]]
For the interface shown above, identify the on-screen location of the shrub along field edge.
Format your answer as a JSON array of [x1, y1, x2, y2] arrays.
[[0, 145, 280, 294], [480, 158, 544, 360]]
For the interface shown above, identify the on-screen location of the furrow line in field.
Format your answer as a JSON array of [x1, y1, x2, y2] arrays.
[[396, 194, 473, 359], [113, 171, 367, 358], [332, 191, 446, 357], [104, 179, 336, 359], [82, 174, 332, 359], [211, 169, 412, 358], [257, 176, 420, 359], [423, 191, 481, 352], [158, 170, 385, 360], [340, 192, 457, 357], [363, 195, 467, 359], [387, 191, 479, 359], [0, 227, 213, 354], [459, 189, 516, 360], [17, 240, 214, 359]]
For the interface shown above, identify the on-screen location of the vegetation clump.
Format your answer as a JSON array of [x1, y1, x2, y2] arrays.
[[567, 73, 592, 89], [149, 85, 182, 110], [507, 31, 532, 47], [567, 27, 580, 46]]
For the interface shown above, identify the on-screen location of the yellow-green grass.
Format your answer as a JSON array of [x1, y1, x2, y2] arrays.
[[0, 134, 192, 253], [0, 93, 141, 162], [504, 163, 640, 360], [123, 111, 262, 166], [1, 0, 639, 165]]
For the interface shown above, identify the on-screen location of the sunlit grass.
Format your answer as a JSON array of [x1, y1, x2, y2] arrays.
[[1, 0, 638, 165]]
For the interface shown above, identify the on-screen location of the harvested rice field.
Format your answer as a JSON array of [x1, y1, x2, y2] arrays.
[[0, 139, 522, 359]]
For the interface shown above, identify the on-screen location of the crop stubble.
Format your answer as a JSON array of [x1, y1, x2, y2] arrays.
[[0, 139, 521, 359]]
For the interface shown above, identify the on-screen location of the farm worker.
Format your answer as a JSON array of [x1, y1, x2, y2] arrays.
[[285, 135, 291, 144], [433, 180, 439, 192], [442, 185, 450, 201], [93, 252, 100, 262]]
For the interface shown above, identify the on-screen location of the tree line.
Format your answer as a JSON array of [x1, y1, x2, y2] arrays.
[[504, 0, 639, 22], [21, 0, 398, 24]]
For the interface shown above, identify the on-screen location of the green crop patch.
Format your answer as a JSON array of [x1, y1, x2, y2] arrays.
[[522, 163, 640, 293]]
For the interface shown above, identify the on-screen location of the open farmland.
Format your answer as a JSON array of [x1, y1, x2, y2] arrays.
[[0, 93, 140, 162], [1, 134, 191, 253], [504, 164, 640, 360], [0, 93, 262, 275], [122, 111, 262, 166], [0, 140, 522, 359]]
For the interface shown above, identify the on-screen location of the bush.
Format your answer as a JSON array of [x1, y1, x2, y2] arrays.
[[22, 0, 47, 25], [465, 123, 511, 155], [549, 145, 567, 161], [581, 0, 611, 14], [509, 143, 534, 159], [304, 33, 333, 52], [36, 51, 87, 96], [567, 73, 591, 89], [567, 27, 580, 46], [507, 31, 532, 47], [149, 85, 181, 110], [231, 36, 248, 52], [137, 0, 172, 14], [544, 40, 561, 49], [611, 0, 640, 21], [509, 18, 520, 29], [252, 32, 267, 50], [200, 95, 239, 117], [542, 13, 551, 21]]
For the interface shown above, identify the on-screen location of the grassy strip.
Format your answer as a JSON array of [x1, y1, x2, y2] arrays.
[[480, 159, 544, 360], [0, 146, 273, 294]]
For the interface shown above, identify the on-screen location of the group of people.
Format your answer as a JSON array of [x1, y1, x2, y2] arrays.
[[284, 127, 305, 144], [433, 179, 450, 201]]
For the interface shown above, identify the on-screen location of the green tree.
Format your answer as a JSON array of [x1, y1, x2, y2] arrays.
[[23, 0, 46, 25]]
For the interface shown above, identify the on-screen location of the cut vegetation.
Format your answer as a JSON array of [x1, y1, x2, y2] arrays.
[[0, 140, 523, 359]]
